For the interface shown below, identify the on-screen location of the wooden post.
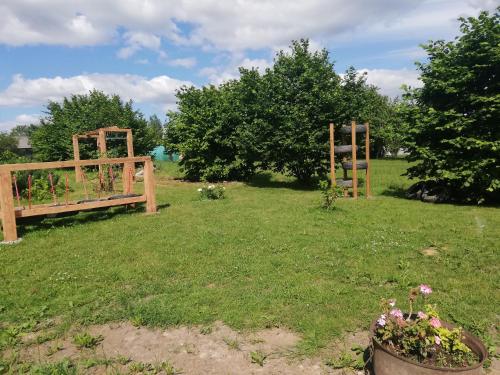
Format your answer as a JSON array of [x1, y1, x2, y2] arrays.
[[143, 159, 157, 214], [0, 170, 18, 242], [365, 122, 371, 198], [97, 129, 107, 176], [73, 135, 83, 182], [329, 122, 336, 186], [123, 129, 135, 194], [351, 120, 358, 199]]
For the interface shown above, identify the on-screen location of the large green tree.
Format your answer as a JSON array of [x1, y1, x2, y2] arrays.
[[31, 90, 154, 161], [262, 39, 341, 181], [165, 69, 263, 181], [406, 9, 500, 203]]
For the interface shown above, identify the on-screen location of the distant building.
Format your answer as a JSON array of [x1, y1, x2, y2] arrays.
[[17, 136, 32, 156]]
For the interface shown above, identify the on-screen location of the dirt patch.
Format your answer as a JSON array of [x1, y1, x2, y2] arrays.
[[421, 246, 439, 256], [17, 321, 369, 374]]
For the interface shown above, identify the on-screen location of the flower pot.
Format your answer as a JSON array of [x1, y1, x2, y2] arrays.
[[370, 318, 488, 375]]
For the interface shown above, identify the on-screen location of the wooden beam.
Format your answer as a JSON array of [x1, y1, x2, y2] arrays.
[[0, 157, 151, 172], [73, 135, 83, 182], [365, 122, 371, 198], [15, 195, 146, 218], [0, 170, 18, 241], [329, 122, 336, 186], [351, 120, 358, 199], [123, 129, 135, 194], [143, 159, 157, 214]]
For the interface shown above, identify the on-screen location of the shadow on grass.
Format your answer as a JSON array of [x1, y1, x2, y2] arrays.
[[17, 202, 171, 238], [246, 172, 319, 191], [379, 184, 408, 199]]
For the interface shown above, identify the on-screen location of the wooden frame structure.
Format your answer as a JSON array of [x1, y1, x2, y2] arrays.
[[73, 126, 134, 184], [329, 120, 371, 199], [0, 156, 156, 242]]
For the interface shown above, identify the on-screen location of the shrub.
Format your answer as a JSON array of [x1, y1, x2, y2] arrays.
[[404, 10, 500, 203], [197, 184, 225, 200], [319, 180, 343, 210]]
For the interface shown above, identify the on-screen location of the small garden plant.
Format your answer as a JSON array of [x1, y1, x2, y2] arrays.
[[374, 284, 479, 368], [197, 184, 225, 200], [319, 180, 343, 210]]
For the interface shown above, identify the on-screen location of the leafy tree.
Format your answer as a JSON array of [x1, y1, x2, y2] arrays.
[[148, 114, 164, 145], [31, 90, 154, 161], [262, 39, 341, 181], [165, 70, 262, 181], [0, 132, 18, 156], [405, 9, 500, 203]]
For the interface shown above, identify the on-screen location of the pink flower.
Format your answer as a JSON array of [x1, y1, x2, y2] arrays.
[[377, 314, 387, 327], [417, 311, 428, 319], [435, 335, 441, 345], [419, 284, 432, 296], [429, 317, 441, 328], [388, 299, 396, 307], [390, 308, 404, 320]]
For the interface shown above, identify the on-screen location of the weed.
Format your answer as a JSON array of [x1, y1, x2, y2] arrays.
[[29, 358, 77, 375], [250, 351, 267, 366], [130, 315, 145, 327], [200, 325, 213, 335], [46, 342, 64, 356], [72, 332, 103, 349], [223, 337, 241, 350]]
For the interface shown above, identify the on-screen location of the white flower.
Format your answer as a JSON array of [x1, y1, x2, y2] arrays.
[[208, 185, 215, 189], [197, 188, 202, 192]]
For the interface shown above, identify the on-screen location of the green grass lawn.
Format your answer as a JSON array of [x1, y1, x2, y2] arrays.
[[1, 159, 499, 354]]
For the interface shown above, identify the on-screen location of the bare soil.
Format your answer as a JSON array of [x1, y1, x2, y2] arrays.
[[17, 321, 370, 374]]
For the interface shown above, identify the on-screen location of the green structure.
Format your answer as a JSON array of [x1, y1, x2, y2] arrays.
[[150, 145, 179, 161]]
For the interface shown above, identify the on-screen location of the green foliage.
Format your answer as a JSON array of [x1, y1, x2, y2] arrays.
[[197, 183, 225, 200], [166, 39, 402, 182], [0, 132, 18, 155], [148, 114, 164, 145], [165, 69, 262, 181], [29, 358, 77, 375], [72, 332, 103, 349], [259, 39, 341, 181], [250, 350, 267, 366], [31, 90, 155, 161], [405, 9, 500, 203], [319, 180, 343, 210], [325, 349, 364, 370]]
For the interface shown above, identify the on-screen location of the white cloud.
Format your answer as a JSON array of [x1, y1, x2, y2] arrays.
[[0, 114, 40, 132], [359, 68, 422, 97], [169, 57, 197, 68], [117, 31, 163, 59], [0, 74, 192, 110], [0, 0, 491, 52], [200, 56, 272, 85]]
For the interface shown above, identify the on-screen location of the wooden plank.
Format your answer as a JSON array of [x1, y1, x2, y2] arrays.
[[329, 122, 336, 186], [143, 159, 157, 213], [123, 129, 135, 193], [0, 157, 151, 172], [351, 120, 358, 199], [365, 122, 371, 198], [0, 170, 18, 241], [16, 195, 146, 218], [73, 135, 83, 182]]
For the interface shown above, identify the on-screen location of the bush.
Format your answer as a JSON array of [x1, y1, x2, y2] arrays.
[[197, 184, 225, 200], [319, 180, 343, 210], [165, 71, 261, 181], [404, 9, 500, 203]]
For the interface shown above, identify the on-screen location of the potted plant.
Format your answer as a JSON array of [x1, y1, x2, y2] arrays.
[[371, 284, 488, 375]]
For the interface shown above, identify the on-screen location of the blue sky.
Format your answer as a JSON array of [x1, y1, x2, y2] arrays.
[[0, 0, 495, 131]]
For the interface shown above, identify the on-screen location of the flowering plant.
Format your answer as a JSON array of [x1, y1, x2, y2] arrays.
[[197, 184, 225, 200], [374, 284, 478, 368]]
